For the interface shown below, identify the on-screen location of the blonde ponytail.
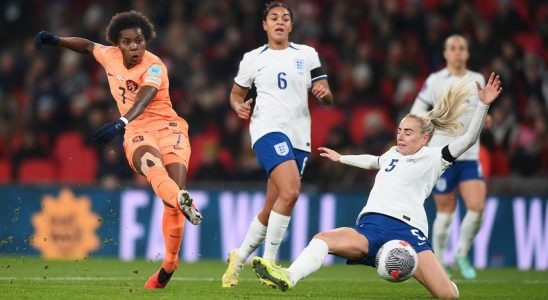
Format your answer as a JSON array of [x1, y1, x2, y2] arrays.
[[427, 77, 475, 135], [406, 77, 475, 138]]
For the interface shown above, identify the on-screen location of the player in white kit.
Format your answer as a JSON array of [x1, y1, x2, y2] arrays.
[[221, 2, 333, 288], [251, 73, 502, 298], [410, 35, 486, 279]]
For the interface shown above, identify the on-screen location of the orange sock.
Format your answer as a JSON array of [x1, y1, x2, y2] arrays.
[[146, 166, 180, 208], [161, 206, 185, 272]]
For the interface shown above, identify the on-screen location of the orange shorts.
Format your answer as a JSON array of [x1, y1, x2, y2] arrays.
[[123, 118, 191, 173]]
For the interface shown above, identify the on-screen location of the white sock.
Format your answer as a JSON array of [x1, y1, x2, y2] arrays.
[[457, 210, 482, 257], [237, 216, 267, 262], [287, 239, 329, 286], [432, 212, 454, 263], [263, 211, 291, 262]]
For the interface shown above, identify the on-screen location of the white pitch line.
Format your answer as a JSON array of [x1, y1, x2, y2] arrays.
[[0, 277, 547, 285]]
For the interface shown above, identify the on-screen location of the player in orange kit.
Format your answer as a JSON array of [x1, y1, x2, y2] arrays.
[[34, 11, 202, 289]]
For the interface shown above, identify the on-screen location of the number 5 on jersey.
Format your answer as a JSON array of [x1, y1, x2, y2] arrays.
[[385, 159, 399, 172]]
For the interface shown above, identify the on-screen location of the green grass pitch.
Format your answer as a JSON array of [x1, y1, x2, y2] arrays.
[[1, 257, 547, 299]]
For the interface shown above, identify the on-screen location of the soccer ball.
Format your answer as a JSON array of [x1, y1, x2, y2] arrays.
[[375, 239, 418, 282]]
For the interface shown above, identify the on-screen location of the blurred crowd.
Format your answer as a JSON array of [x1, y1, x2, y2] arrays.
[[0, 0, 546, 189]]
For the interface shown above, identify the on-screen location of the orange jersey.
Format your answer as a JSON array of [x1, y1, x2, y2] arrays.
[[92, 44, 181, 131]]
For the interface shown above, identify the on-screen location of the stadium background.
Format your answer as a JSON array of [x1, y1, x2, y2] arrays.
[[0, 0, 547, 270]]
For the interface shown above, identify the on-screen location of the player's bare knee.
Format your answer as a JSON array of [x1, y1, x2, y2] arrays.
[[140, 152, 162, 175], [313, 232, 328, 240], [466, 202, 484, 212], [278, 186, 300, 204], [436, 202, 456, 213], [313, 232, 335, 248]]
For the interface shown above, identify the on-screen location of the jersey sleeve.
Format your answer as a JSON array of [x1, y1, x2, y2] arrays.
[[411, 75, 435, 114], [308, 47, 327, 83], [234, 53, 255, 89], [308, 47, 322, 71], [447, 101, 489, 158], [340, 154, 380, 170], [92, 43, 109, 67], [140, 62, 167, 90]]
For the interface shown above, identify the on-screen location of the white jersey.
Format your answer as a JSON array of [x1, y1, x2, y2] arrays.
[[411, 68, 485, 160], [357, 146, 452, 235], [234, 43, 326, 152]]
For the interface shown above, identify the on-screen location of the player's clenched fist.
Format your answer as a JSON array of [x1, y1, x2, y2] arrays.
[[235, 99, 253, 120], [34, 31, 60, 49]]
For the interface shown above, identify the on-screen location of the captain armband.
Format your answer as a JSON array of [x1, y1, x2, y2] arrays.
[[311, 67, 327, 83], [441, 145, 456, 163]]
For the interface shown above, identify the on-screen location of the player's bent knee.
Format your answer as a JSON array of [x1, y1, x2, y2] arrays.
[[312, 232, 336, 246], [141, 152, 162, 166], [313, 231, 328, 240], [140, 152, 163, 175], [434, 199, 457, 212]]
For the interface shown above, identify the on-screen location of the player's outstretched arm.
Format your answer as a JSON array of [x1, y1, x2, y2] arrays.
[[34, 31, 95, 55], [318, 147, 380, 170], [318, 147, 341, 162], [447, 72, 502, 159]]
